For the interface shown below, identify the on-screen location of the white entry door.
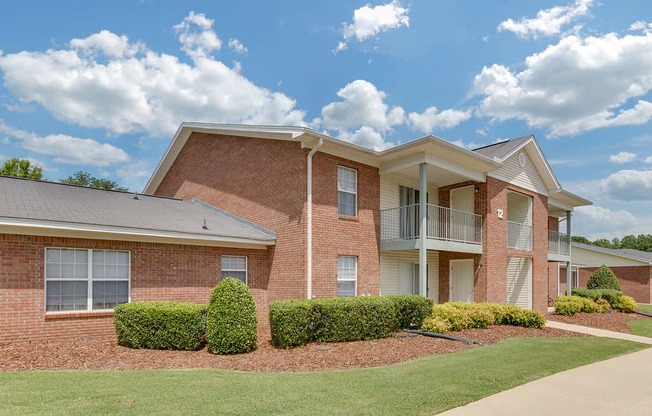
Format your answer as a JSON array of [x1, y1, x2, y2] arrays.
[[450, 259, 474, 302]]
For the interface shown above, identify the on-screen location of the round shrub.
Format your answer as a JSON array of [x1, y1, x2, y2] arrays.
[[577, 297, 600, 313], [595, 298, 610, 313], [421, 316, 451, 333], [587, 265, 621, 291], [612, 295, 637, 313], [554, 296, 583, 316], [206, 277, 257, 354], [386, 295, 434, 329]]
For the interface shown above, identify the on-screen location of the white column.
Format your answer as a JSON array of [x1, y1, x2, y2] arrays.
[[566, 210, 572, 296], [419, 163, 428, 297]]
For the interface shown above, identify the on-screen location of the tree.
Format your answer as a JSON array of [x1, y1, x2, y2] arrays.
[[592, 238, 614, 249], [0, 158, 43, 179], [571, 235, 591, 245], [60, 171, 128, 192]]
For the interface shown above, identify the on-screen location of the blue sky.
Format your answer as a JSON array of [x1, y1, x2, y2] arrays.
[[0, 0, 651, 240]]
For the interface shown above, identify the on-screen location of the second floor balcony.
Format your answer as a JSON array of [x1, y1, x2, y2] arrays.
[[549, 230, 571, 261], [380, 204, 483, 254], [507, 221, 533, 251]]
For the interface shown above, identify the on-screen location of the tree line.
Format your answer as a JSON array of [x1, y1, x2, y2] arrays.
[[571, 234, 652, 253], [0, 158, 128, 191]]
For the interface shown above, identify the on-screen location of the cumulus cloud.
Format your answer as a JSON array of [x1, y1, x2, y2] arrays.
[[407, 106, 471, 132], [318, 80, 404, 150], [599, 169, 652, 201], [573, 205, 639, 240], [335, 1, 409, 53], [0, 12, 306, 138], [0, 121, 129, 167], [497, 0, 593, 39], [609, 151, 637, 164], [645, 155, 652, 163], [473, 30, 652, 137], [228, 38, 248, 54]]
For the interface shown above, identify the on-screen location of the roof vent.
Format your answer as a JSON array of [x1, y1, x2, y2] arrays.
[[133, 192, 139, 200], [202, 219, 208, 230]]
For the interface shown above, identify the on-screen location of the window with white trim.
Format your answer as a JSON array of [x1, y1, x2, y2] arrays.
[[337, 256, 357, 297], [45, 248, 130, 312], [337, 166, 357, 217], [221, 255, 247, 284]]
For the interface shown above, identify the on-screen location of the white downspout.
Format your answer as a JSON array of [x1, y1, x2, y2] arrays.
[[307, 138, 324, 299]]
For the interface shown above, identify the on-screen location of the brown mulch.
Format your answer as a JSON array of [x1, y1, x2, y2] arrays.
[[5, 312, 645, 373], [544, 311, 649, 333], [0, 326, 581, 373]]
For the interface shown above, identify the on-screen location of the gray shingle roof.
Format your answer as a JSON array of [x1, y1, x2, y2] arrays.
[[472, 135, 533, 160], [0, 176, 275, 243], [572, 242, 652, 264]]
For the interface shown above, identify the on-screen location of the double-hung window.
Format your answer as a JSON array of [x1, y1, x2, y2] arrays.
[[221, 255, 247, 284], [337, 256, 357, 297], [337, 166, 357, 217], [45, 248, 130, 312]]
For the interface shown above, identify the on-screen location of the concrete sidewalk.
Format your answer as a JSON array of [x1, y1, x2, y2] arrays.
[[438, 322, 652, 415]]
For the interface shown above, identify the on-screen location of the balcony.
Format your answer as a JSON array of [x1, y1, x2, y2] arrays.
[[380, 204, 482, 253], [507, 221, 533, 251], [548, 230, 571, 261]]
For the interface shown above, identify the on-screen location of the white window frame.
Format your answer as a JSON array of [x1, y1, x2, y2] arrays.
[[44, 248, 131, 312], [337, 166, 358, 217], [221, 255, 248, 285], [337, 255, 357, 297]]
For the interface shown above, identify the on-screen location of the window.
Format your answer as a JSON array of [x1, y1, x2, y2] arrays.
[[337, 166, 357, 216], [45, 248, 130, 312], [221, 255, 247, 284], [337, 256, 357, 297]]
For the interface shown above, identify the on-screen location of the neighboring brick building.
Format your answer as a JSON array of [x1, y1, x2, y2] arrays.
[[564, 243, 652, 303], [0, 123, 591, 342]]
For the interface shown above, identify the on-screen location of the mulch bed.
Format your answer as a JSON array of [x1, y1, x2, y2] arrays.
[[0, 326, 581, 373], [544, 311, 648, 333]]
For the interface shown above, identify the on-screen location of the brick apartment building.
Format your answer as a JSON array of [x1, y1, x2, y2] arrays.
[[0, 123, 591, 342]]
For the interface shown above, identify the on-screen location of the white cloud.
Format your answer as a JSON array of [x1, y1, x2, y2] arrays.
[[0, 12, 306, 138], [407, 106, 471, 132], [573, 205, 639, 240], [497, 0, 593, 39], [228, 38, 248, 54], [645, 155, 652, 163], [609, 151, 637, 164], [336, 1, 409, 52], [0, 121, 129, 167], [599, 169, 652, 201], [318, 80, 404, 150], [630, 21, 652, 34], [473, 30, 652, 137]]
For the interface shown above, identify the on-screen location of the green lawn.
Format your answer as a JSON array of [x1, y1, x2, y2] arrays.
[[637, 303, 652, 314], [0, 337, 647, 416]]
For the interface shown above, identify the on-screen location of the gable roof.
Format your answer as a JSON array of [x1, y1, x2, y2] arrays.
[[472, 135, 533, 160], [0, 176, 275, 249], [572, 242, 652, 265]]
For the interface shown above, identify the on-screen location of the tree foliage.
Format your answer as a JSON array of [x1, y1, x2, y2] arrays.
[[0, 158, 43, 179], [572, 234, 652, 252], [60, 171, 128, 191]]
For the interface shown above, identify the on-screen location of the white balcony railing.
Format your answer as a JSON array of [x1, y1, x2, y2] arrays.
[[507, 221, 533, 250], [549, 230, 570, 255], [380, 204, 482, 245]]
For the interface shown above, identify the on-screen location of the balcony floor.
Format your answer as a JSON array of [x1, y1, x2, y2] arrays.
[[381, 238, 483, 254]]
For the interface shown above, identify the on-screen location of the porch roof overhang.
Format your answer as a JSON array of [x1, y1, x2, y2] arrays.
[[548, 189, 593, 216], [378, 135, 501, 186]]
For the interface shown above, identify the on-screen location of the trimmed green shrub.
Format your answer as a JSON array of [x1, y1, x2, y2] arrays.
[[269, 299, 312, 349], [482, 303, 545, 328], [595, 298, 610, 313], [554, 296, 583, 316], [421, 316, 452, 333], [311, 297, 396, 342], [587, 265, 621, 291], [577, 297, 600, 313], [612, 295, 637, 313], [571, 287, 622, 306], [206, 277, 257, 354], [385, 295, 433, 329], [429, 303, 495, 331], [114, 301, 207, 350]]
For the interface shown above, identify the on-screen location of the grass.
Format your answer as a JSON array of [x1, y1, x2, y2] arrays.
[[0, 337, 647, 416], [637, 303, 652, 314]]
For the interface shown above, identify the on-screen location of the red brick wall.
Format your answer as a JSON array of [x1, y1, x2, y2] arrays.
[[548, 216, 559, 232], [0, 234, 271, 343], [548, 261, 560, 299], [438, 177, 550, 312], [153, 132, 381, 301], [578, 266, 652, 303]]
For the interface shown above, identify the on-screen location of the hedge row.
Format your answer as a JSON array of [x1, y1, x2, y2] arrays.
[[421, 302, 545, 334], [555, 294, 637, 315], [269, 295, 432, 349], [571, 288, 622, 305], [114, 301, 208, 351]]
